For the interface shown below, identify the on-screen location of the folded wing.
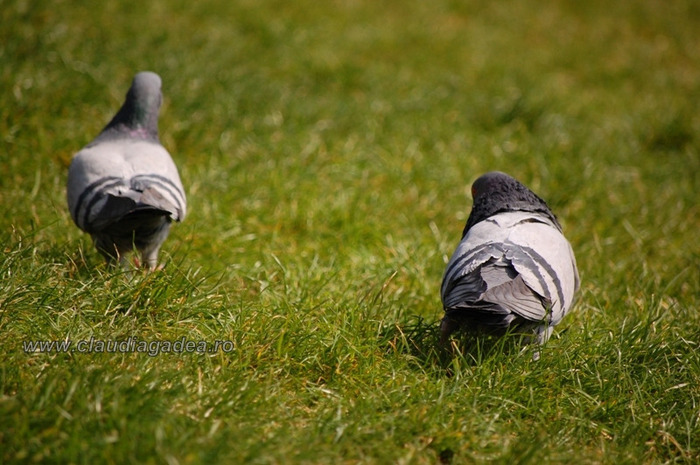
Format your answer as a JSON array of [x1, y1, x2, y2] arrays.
[[67, 139, 186, 234], [441, 211, 579, 330]]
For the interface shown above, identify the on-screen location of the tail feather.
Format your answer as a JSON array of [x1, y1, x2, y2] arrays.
[[90, 192, 172, 232]]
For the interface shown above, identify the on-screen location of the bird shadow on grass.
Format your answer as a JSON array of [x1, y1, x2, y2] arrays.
[[379, 315, 537, 375]]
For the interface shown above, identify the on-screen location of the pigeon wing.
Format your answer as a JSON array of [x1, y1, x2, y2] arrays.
[[67, 139, 186, 231], [441, 211, 578, 325], [498, 213, 579, 325]]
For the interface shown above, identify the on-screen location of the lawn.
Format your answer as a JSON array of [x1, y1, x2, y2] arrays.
[[1, 0, 699, 463]]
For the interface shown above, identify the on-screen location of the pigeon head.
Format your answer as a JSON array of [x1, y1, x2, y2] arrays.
[[462, 171, 561, 237], [92, 71, 163, 144]]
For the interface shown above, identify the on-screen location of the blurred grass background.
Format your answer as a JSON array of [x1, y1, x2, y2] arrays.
[[1, 0, 699, 463]]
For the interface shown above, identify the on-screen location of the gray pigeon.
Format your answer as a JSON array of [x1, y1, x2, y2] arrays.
[[67, 71, 186, 269], [440, 171, 579, 356]]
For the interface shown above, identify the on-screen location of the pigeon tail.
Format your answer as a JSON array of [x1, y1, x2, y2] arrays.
[[93, 215, 170, 270]]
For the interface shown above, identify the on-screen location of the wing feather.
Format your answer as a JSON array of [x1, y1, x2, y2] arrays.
[[441, 211, 578, 328], [67, 139, 186, 231]]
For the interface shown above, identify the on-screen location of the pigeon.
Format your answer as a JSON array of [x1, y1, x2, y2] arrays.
[[67, 71, 186, 269], [440, 171, 579, 356]]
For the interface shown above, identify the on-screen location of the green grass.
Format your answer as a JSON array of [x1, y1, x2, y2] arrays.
[[2, 0, 699, 463]]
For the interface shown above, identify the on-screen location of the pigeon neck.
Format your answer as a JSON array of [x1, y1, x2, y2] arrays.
[[462, 197, 561, 238], [92, 97, 160, 144]]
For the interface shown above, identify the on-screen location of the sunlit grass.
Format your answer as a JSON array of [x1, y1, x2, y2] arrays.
[[2, 0, 699, 463]]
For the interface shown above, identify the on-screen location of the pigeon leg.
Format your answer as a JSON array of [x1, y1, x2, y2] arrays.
[[439, 316, 461, 347], [530, 325, 554, 361], [140, 246, 161, 270], [93, 235, 123, 267]]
